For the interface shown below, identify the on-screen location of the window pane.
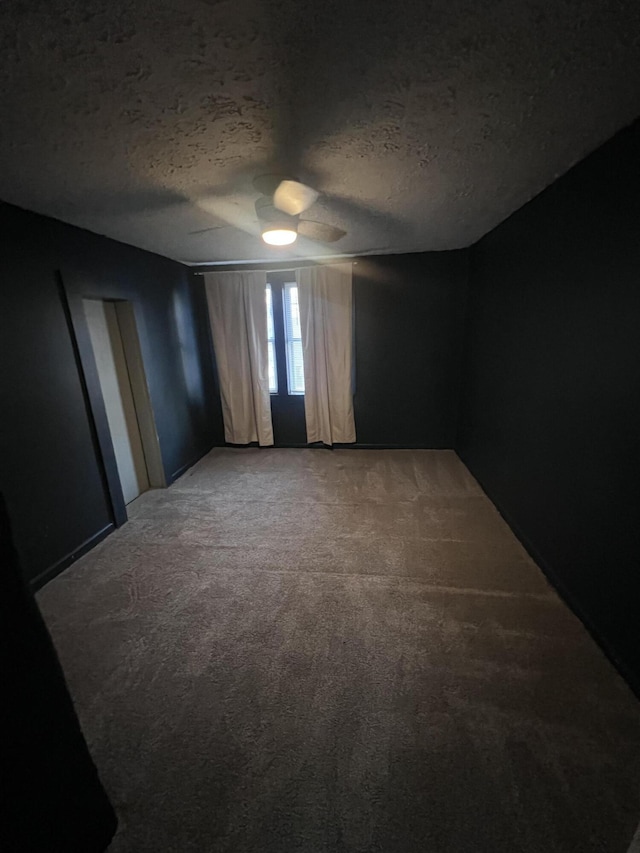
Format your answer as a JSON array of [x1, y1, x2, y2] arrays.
[[283, 283, 305, 394], [287, 340, 305, 394], [268, 341, 277, 393], [266, 284, 275, 341], [285, 283, 302, 339], [266, 285, 277, 393]]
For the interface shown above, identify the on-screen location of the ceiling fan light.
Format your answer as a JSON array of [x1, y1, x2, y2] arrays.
[[262, 227, 297, 246]]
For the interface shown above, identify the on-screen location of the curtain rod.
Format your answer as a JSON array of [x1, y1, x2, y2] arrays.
[[191, 260, 358, 275]]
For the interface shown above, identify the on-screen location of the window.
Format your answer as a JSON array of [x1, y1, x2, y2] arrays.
[[265, 280, 305, 396], [266, 284, 277, 393], [283, 283, 304, 394]]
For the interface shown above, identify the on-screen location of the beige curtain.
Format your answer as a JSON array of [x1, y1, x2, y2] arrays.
[[204, 271, 274, 446], [296, 263, 356, 445]]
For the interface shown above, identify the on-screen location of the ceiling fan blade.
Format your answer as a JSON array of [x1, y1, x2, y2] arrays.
[[274, 180, 319, 216], [188, 224, 230, 235], [298, 220, 347, 243], [252, 174, 283, 197]]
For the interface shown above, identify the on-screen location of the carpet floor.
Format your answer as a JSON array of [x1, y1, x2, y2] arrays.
[[37, 449, 640, 852]]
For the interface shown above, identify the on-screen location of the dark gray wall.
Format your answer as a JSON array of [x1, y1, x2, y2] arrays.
[[0, 202, 218, 586], [457, 120, 640, 694], [353, 252, 469, 447]]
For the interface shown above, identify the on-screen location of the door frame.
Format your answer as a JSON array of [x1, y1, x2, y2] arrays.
[[110, 300, 165, 491], [59, 270, 164, 528]]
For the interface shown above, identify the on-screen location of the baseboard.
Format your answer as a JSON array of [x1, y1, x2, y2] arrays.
[[338, 443, 454, 450], [30, 523, 114, 592], [220, 442, 454, 450], [170, 442, 217, 483], [455, 450, 640, 701]]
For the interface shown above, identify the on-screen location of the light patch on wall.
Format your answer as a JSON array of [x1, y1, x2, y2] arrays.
[[173, 289, 205, 407]]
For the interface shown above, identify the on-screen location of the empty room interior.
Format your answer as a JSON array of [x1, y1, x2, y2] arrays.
[[2, 1, 640, 851]]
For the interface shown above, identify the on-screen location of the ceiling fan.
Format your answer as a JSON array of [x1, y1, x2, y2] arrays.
[[190, 175, 347, 247]]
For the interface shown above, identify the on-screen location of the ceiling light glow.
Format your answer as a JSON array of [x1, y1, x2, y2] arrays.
[[262, 228, 297, 246]]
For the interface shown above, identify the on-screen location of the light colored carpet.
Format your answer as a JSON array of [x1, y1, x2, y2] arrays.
[[37, 449, 640, 852]]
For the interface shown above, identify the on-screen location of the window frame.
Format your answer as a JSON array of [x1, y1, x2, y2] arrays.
[[267, 274, 304, 398], [282, 281, 304, 395], [266, 283, 278, 394]]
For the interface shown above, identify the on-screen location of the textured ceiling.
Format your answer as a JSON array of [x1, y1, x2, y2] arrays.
[[2, 0, 640, 264]]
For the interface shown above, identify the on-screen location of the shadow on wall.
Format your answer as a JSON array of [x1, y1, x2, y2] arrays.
[[173, 288, 207, 406], [172, 280, 225, 464]]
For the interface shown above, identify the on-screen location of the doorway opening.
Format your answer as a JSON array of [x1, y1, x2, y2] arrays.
[[83, 299, 164, 505]]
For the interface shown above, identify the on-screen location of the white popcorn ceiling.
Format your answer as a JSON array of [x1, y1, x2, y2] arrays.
[[1, 0, 640, 264]]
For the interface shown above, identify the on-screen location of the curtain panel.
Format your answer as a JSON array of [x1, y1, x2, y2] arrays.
[[204, 271, 274, 446], [296, 263, 356, 445]]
